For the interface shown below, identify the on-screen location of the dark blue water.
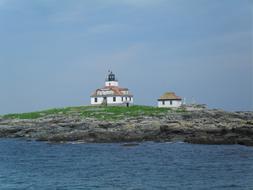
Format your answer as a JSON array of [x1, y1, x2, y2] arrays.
[[0, 139, 252, 190]]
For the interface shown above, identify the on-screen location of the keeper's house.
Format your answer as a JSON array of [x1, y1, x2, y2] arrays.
[[90, 71, 133, 106], [158, 92, 182, 108]]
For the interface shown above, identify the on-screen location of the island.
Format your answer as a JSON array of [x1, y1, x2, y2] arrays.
[[0, 105, 252, 146]]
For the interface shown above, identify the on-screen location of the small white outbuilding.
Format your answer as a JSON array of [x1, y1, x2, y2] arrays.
[[158, 92, 182, 108]]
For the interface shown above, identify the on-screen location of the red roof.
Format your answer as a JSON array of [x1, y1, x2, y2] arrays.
[[91, 86, 132, 97]]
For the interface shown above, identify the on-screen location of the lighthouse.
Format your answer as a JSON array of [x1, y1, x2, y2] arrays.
[[90, 71, 134, 106], [105, 71, 119, 87]]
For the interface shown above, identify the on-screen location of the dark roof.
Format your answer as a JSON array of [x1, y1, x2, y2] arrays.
[[106, 71, 118, 81]]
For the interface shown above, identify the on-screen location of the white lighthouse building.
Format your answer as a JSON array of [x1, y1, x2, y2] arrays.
[[90, 71, 134, 106]]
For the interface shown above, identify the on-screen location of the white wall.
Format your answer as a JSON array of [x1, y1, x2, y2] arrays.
[[91, 96, 134, 105], [91, 97, 104, 105], [105, 81, 119, 87], [158, 100, 182, 108]]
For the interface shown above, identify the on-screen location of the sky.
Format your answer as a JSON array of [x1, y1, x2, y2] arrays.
[[0, 0, 252, 114]]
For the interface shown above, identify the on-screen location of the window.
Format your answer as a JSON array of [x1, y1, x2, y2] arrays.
[[162, 100, 165, 105], [129, 97, 131, 101], [113, 97, 116, 102], [94, 98, 97, 102], [122, 97, 124, 101], [170, 100, 172, 105]]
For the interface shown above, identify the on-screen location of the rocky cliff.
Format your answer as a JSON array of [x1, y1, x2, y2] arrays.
[[0, 107, 252, 146]]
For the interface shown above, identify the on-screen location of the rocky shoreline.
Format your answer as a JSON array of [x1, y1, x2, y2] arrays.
[[0, 109, 253, 146]]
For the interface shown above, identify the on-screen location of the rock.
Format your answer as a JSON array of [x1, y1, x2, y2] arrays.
[[237, 137, 253, 146], [0, 109, 252, 146]]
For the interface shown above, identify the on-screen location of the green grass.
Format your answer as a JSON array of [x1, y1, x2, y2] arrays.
[[2, 105, 186, 120], [2, 107, 73, 120]]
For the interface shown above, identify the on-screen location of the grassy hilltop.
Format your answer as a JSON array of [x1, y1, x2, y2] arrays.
[[2, 105, 186, 121]]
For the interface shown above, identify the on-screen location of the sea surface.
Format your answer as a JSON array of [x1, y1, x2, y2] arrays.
[[0, 139, 252, 190]]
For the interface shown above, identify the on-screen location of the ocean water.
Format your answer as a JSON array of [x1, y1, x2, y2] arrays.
[[0, 139, 252, 190]]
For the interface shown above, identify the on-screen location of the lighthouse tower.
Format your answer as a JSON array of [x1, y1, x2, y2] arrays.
[[105, 71, 119, 87]]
